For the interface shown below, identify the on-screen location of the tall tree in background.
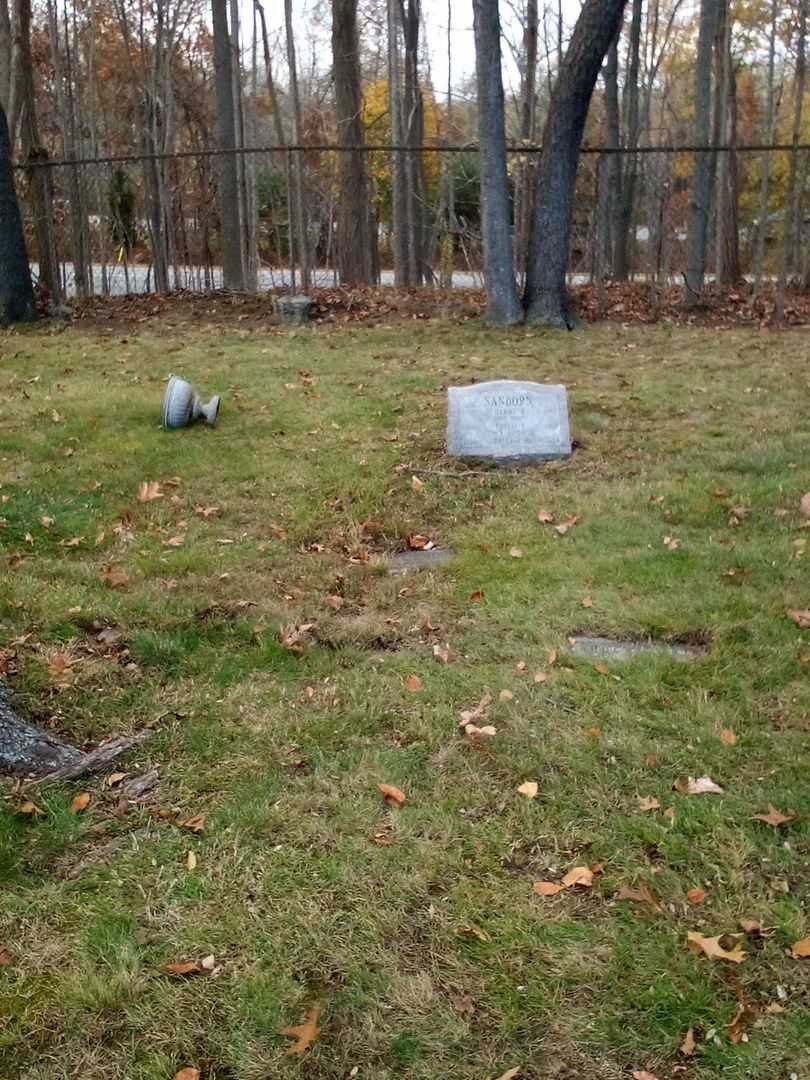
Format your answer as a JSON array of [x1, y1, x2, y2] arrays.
[[684, 0, 720, 307], [473, 0, 523, 324], [284, 0, 310, 289], [513, 0, 538, 275], [0, 100, 35, 324], [212, 0, 245, 289], [752, 0, 778, 296], [523, 0, 627, 326], [613, 0, 641, 279], [332, 0, 376, 284]]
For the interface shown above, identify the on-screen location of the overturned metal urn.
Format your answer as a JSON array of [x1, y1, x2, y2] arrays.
[[162, 375, 221, 430]]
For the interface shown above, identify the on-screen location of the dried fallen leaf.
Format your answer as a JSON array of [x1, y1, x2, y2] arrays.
[[469, 590, 485, 603], [464, 724, 497, 739], [17, 800, 44, 817], [637, 795, 661, 812], [533, 881, 565, 897], [581, 595, 593, 608], [752, 804, 798, 828], [0, 947, 11, 966], [164, 535, 185, 548], [404, 674, 423, 692], [377, 783, 406, 808], [459, 692, 492, 727], [801, 493, 810, 519], [173, 1070, 201, 1080], [547, 648, 557, 666], [616, 885, 662, 913], [687, 931, 746, 964], [499, 689, 514, 702], [70, 792, 91, 814], [533, 671, 547, 683], [40, 515, 54, 528], [537, 511, 555, 524], [790, 938, 810, 958], [632, 1071, 659, 1080], [432, 643, 450, 663], [164, 961, 201, 976], [663, 535, 681, 551], [185, 849, 198, 871], [686, 888, 707, 905], [177, 814, 206, 833], [280, 1003, 322, 1056], [679, 1027, 696, 1057], [411, 475, 425, 493], [786, 608, 810, 629], [325, 594, 343, 610], [138, 480, 163, 502], [407, 533, 430, 550], [493, 1069, 522, 1080], [509, 547, 523, 559], [679, 775, 725, 796], [105, 771, 127, 788], [720, 728, 737, 746], [561, 866, 594, 889], [517, 781, 538, 800], [99, 566, 130, 589], [459, 925, 490, 942]]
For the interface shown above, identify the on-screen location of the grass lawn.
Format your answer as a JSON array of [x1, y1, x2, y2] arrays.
[[1, 308, 809, 1080]]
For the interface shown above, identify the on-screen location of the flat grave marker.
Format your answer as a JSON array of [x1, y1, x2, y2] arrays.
[[447, 379, 571, 465]]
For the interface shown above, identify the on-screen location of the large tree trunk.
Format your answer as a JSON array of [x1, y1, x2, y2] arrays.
[[472, 0, 522, 324], [614, 0, 641, 280], [332, 0, 376, 284], [0, 100, 34, 325], [514, 0, 538, 277], [402, 0, 426, 284], [388, 0, 408, 285], [603, 32, 621, 274], [778, 0, 807, 314], [752, 0, 778, 297], [284, 0, 310, 290], [212, 0, 245, 290], [523, 0, 627, 327], [714, 0, 740, 287], [683, 0, 720, 307], [16, 0, 59, 304]]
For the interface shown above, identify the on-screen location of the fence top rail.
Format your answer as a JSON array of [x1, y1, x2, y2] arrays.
[[14, 141, 810, 171]]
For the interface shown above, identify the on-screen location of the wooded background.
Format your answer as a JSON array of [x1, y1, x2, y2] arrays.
[[1, 0, 809, 305]]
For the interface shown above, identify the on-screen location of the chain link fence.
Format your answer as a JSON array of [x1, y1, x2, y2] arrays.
[[13, 144, 808, 299]]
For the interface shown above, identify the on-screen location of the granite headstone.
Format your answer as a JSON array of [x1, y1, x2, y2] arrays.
[[447, 379, 571, 464]]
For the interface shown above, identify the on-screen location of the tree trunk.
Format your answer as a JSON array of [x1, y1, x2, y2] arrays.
[[753, 0, 778, 297], [614, 0, 641, 280], [332, 0, 376, 284], [16, 0, 59, 303], [388, 0, 408, 285], [514, 0, 538, 277], [472, 0, 522, 324], [714, 0, 740, 287], [603, 32, 621, 274], [212, 0, 245, 290], [523, 0, 627, 327], [0, 100, 34, 324], [777, 0, 807, 315], [284, 0, 309, 290], [402, 0, 426, 284], [683, 0, 720, 307]]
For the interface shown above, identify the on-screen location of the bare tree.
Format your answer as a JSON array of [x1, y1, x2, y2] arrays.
[[284, 0, 310, 289], [212, 0, 245, 289], [778, 0, 807, 314], [472, 0, 523, 323], [684, 0, 720, 307], [332, 0, 376, 284], [753, 0, 778, 296], [613, 0, 640, 280], [514, 0, 538, 275], [0, 99, 34, 324], [523, 0, 627, 327]]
